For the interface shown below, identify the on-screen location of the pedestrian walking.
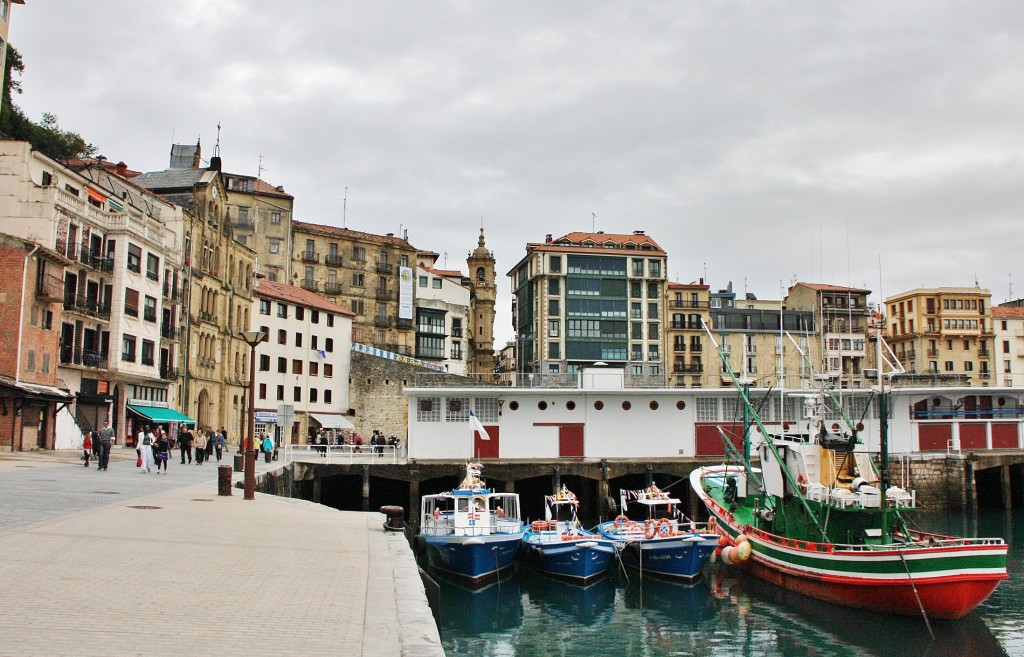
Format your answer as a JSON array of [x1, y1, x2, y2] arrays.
[[212, 429, 224, 462], [82, 430, 93, 467], [139, 427, 154, 474], [179, 426, 193, 464], [96, 420, 114, 471], [194, 430, 208, 465], [154, 431, 170, 474]]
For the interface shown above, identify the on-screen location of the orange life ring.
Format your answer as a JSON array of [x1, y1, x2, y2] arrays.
[[614, 514, 629, 528], [657, 518, 673, 537], [797, 473, 809, 494], [531, 520, 548, 532], [645, 519, 658, 540]]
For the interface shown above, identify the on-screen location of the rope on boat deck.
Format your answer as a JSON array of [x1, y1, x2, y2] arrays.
[[896, 545, 935, 640]]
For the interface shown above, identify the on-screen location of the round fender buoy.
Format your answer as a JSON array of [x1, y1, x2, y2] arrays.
[[718, 534, 731, 548], [721, 545, 736, 565], [735, 540, 752, 562], [734, 534, 748, 545]]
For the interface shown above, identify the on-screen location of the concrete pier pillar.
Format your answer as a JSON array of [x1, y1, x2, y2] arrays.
[[1002, 465, 1012, 510], [408, 479, 420, 526], [599, 460, 610, 520], [312, 476, 322, 504], [553, 466, 561, 494]]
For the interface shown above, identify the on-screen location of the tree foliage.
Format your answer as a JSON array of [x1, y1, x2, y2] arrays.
[[0, 44, 97, 160]]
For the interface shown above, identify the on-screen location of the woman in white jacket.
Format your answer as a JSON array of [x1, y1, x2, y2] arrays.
[[139, 427, 154, 473]]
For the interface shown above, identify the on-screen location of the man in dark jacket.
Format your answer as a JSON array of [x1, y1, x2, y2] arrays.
[[179, 427, 194, 464]]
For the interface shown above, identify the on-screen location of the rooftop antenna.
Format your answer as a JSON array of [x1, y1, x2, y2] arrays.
[[343, 187, 348, 227], [444, 251, 449, 268], [1009, 274, 1014, 301], [252, 155, 265, 230], [214, 122, 221, 158], [592, 212, 596, 232], [703, 262, 707, 282]]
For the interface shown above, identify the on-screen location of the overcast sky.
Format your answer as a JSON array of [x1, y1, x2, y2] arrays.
[[12, 1, 1024, 344]]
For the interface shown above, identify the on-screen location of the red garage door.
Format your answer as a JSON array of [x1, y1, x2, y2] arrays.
[[559, 425, 584, 458], [475, 425, 499, 459], [919, 423, 953, 451], [958, 424, 987, 450], [992, 423, 1019, 449]]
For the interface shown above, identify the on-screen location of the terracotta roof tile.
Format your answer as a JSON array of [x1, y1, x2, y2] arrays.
[[792, 282, 871, 294], [993, 306, 1024, 319], [667, 281, 709, 290], [254, 279, 356, 317], [530, 231, 666, 254]]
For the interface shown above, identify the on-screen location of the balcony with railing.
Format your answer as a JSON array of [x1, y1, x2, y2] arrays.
[[905, 349, 916, 359], [325, 254, 343, 267], [198, 310, 217, 324], [979, 348, 991, 357], [674, 363, 704, 374], [927, 348, 939, 357], [323, 281, 344, 294], [160, 323, 181, 341], [160, 365, 180, 380], [375, 288, 393, 301], [375, 261, 392, 274], [669, 300, 709, 310], [60, 345, 108, 369], [63, 293, 111, 321], [162, 285, 182, 302], [301, 251, 320, 264], [374, 317, 394, 328], [300, 279, 319, 292]]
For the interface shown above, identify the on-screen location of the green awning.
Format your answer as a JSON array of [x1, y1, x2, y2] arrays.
[[127, 405, 197, 426]]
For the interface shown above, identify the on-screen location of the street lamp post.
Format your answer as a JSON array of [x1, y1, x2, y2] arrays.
[[240, 330, 267, 501]]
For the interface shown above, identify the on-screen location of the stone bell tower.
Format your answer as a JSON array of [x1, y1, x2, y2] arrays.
[[467, 227, 497, 378]]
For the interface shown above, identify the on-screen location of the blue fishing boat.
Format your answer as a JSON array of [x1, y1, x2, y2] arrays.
[[419, 463, 525, 582], [521, 485, 616, 583], [596, 485, 718, 581]]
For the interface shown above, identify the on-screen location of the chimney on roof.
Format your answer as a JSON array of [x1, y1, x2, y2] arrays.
[[634, 230, 645, 235], [386, 232, 394, 237], [115, 161, 128, 178], [275, 185, 285, 192], [545, 234, 552, 243], [193, 139, 201, 168], [699, 277, 704, 285], [209, 156, 222, 172]]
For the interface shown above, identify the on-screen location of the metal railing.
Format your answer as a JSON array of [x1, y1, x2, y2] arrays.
[[323, 282, 344, 294], [325, 254, 343, 266], [63, 293, 111, 320], [300, 279, 319, 292], [301, 251, 320, 263], [283, 443, 402, 464], [161, 324, 181, 341], [60, 347, 108, 369]]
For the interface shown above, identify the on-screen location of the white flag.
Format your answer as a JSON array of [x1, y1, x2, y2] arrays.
[[469, 410, 490, 441]]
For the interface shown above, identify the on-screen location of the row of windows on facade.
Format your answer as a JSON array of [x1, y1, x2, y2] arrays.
[[891, 297, 986, 315], [546, 254, 664, 278], [413, 395, 875, 423], [233, 205, 283, 224], [258, 356, 336, 377], [923, 361, 992, 374], [257, 383, 334, 404], [298, 240, 410, 267], [258, 300, 338, 326], [256, 326, 336, 352], [543, 277, 664, 299], [121, 335, 157, 365]]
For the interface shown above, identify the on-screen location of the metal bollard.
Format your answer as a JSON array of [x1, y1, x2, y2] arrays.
[[379, 505, 404, 531], [218, 465, 232, 496]]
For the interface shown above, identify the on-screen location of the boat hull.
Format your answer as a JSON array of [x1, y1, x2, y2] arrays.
[[424, 532, 523, 583], [521, 535, 616, 583], [598, 523, 717, 581], [692, 467, 1008, 620]]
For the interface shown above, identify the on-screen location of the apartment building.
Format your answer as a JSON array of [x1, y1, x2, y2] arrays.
[[223, 171, 295, 283], [886, 287, 994, 386], [993, 306, 1024, 387], [414, 251, 470, 375], [786, 283, 872, 388], [509, 231, 667, 384], [290, 220, 418, 354], [665, 281, 710, 388], [132, 145, 257, 438], [0, 141, 186, 446], [0, 233, 70, 450], [252, 279, 354, 443], [707, 282, 816, 389]]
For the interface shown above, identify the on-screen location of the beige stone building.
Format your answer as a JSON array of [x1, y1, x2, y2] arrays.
[[785, 283, 872, 388], [886, 287, 994, 386], [132, 146, 257, 441], [222, 171, 294, 283], [290, 221, 418, 354], [665, 281, 710, 388]]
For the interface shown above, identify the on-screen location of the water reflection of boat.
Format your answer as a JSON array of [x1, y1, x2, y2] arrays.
[[715, 568, 1009, 657], [621, 576, 719, 629], [435, 570, 523, 636], [522, 569, 616, 625]]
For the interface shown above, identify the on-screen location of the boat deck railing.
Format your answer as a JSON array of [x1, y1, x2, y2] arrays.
[[421, 513, 523, 537]]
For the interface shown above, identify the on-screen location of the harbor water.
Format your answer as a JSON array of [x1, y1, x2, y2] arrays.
[[435, 509, 1023, 657]]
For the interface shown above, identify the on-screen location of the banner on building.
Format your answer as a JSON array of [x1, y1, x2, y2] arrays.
[[398, 266, 414, 320]]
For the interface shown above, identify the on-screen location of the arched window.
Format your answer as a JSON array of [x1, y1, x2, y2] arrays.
[[476, 267, 485, 281]]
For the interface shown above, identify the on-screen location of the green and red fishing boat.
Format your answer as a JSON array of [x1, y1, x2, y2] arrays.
[[690, 327, 1008, 621]]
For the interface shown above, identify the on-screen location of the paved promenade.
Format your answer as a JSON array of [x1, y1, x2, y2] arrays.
[[0, 449, 443, 657]]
